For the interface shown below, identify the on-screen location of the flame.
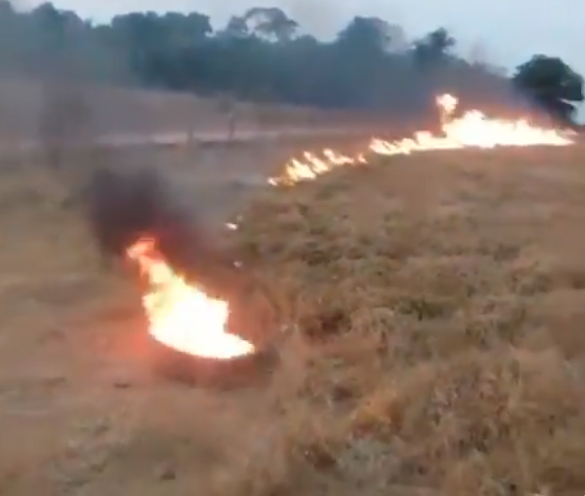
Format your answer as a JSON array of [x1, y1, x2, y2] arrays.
[[269, 93, 575, 186], [127, 237, 255, 359]]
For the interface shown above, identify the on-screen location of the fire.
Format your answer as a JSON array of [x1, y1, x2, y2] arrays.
[[269, 93, 575, 186], [127, 237, 255, 359]]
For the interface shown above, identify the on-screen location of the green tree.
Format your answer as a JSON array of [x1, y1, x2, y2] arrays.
[[513, 55, 584, 125]]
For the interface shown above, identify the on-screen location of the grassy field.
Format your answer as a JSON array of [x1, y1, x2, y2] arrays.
[[0, 142, 584, 496], [0, 78, 386, 144]]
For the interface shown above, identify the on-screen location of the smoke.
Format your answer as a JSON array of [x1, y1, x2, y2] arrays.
[[83, 164, 238, 293], [0, 2, 235, 289], [0, 0, 131, 161]]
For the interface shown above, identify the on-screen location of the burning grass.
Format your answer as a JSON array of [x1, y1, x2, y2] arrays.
[[1, 144, 585, 495], [231, 146, 585, 496]]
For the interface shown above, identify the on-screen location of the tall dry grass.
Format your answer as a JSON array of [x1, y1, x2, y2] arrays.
[[230, 145, 585, 496]]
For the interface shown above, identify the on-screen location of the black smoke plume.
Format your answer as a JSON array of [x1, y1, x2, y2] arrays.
[[84, 164, 238, 293]]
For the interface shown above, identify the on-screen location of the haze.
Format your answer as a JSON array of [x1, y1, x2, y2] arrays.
[[25, 0, 585, 119], [29, 0, 582, 69]]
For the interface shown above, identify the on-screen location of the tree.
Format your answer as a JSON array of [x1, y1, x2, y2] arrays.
[[220, 16, 249, 39], [330, 16, 399, 108], [158, 12, 212, 46], [0, 1, 558, 123], [243, 7, 298, 42], [513, 55, 584, 126], [335, 16, 393, 54]]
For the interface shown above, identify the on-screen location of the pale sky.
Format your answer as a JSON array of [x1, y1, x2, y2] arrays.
[[26, 0, 585, 116]]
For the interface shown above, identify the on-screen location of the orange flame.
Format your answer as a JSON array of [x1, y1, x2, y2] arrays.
[[269, 93, 575, 186], [127, 238, 255, 359]]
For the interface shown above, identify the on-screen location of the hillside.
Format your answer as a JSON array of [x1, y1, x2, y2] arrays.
[[0, 78, 390, 147]]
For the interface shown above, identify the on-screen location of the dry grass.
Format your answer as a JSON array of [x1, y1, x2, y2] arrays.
[[0, 77, 384, 142], [233, 145, 585, 496], [0, 144, 585, 496]]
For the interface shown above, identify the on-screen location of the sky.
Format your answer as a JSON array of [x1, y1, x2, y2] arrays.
[[25, 0, 585, 117]]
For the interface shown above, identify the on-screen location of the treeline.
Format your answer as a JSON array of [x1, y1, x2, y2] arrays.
[[0, 1, 582, 124]]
